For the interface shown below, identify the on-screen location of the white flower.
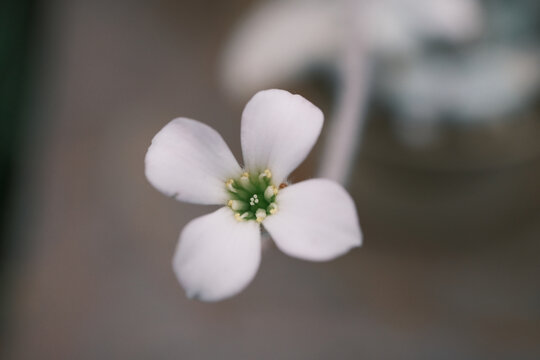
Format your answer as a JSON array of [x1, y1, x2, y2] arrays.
[[145, 89, 362, 302], [221, 0, 482, 98]]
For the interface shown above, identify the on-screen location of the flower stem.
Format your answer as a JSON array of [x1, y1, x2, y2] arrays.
[[318, 3, 372, 184]]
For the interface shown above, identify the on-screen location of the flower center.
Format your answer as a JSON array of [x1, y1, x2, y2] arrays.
[[225, 169, 280, 223]]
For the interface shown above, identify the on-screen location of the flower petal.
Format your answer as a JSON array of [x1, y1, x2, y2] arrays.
[[173, 207, 261, 302], [145, 118, 242, 205], [241, 89, 323, 184], [264, 179, 362, 261]]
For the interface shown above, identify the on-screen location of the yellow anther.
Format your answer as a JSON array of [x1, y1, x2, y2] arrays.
[[241, 172, 249, 179], [227, 200, 233, 207]]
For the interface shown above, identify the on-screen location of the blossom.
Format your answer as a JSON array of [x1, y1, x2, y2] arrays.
[[145, 89, 362, 301], [221, 0, 482, 99]]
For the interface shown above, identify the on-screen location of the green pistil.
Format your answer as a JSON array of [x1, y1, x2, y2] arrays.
[[225, 169, 279, 222]]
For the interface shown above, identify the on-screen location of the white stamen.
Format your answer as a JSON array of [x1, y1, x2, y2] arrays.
[[264, 185, 278, 202], [259, 169, 272, 180], [229, 200, 248, 211], [255, 209, 267, 223], [268, 203, 278, 215], [226, 179, 237, 193], [235, 212, 251, 221], [239, 172, 255, 191]]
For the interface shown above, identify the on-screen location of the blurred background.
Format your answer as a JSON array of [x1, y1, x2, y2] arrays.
[[1, 0, 539, 359]]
